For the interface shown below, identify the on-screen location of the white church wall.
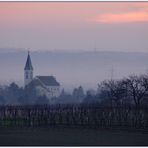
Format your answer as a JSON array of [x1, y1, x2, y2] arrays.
[[46, 86, 60, 98], [36, 85, 60, 99]]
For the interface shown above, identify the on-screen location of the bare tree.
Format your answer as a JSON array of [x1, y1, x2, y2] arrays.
[[123, 74, 148, 107], [99, 79, 127, 107]]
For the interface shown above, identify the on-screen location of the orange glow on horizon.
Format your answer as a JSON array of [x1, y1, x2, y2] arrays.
[[95, 12, 148, 24]]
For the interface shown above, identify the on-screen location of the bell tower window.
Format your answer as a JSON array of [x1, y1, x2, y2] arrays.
[[26, 72, 28, 79]]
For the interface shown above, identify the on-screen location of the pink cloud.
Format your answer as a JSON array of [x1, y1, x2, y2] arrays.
[[94, 11, 148, 24], [0, 2, 148, 26]]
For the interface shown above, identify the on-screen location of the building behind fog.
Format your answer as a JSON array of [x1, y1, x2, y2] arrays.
[[24, 51, 60, 99]]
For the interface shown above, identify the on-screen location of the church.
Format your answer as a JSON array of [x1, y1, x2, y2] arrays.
[[24, 51, 60, 99]]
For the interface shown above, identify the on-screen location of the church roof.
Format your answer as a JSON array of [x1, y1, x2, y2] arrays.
[[24, 51, 33, 70], [28, 78, 41, 86], [26, 78, 49, 92], [36, 76, 60, 86]]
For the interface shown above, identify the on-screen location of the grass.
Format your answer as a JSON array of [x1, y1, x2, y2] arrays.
[[0, 127, 148, 146]]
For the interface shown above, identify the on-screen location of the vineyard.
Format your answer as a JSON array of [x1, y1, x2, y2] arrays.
[[0, 105, 148, 129]]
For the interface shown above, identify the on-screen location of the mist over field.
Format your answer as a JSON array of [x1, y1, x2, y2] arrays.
[[0, 48, 147, 92]]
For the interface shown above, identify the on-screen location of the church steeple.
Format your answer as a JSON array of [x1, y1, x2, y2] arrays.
[[24, 51, 33, 70], [24, 51, 33, 87]]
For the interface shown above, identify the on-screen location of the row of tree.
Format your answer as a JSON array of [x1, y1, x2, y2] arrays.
[[93, 74, 148, 108], [0, 73, 148, 107], [0, 83, 86, 105]]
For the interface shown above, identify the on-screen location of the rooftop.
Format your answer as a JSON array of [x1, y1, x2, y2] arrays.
[[36, 76, 60, 86]]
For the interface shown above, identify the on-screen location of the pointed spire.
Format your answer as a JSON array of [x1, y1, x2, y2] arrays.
[[24, 51, 33, 70]]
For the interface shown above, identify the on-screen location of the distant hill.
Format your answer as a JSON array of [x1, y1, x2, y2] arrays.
[[0, 48, 26, 53], [0, 48, 148, 92]]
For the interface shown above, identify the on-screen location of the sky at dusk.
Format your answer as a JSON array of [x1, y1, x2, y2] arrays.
[[0, 2, 148, 52]]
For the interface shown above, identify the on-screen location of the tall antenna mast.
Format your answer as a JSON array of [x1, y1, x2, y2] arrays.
[[110, 66, 114, 80]]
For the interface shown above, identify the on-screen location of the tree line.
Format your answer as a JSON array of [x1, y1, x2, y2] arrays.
[[96, 74, 148, 108], [0, 83, 86, 105], [0, 73, 148, 107]]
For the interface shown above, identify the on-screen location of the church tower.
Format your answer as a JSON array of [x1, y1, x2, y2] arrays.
[[24, 51, 33, 87]]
